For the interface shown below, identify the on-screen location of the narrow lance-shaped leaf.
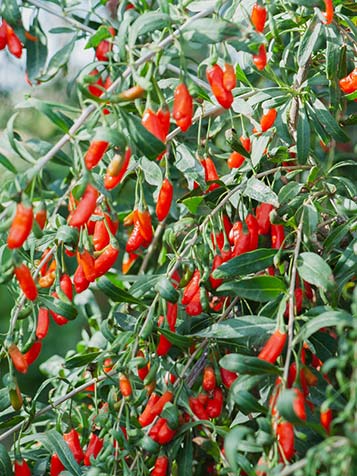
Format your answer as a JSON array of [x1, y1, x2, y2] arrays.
[[213, 248, 278, 279], [297, 102, 310, 163]]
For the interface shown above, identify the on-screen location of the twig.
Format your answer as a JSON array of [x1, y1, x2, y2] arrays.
[[28, 3, 226, 180], [278, 438, 347, 476], [9, 245, 56, 336], [283, 214, 304, 382], [139, 221, 166, 274], [166, 63, 211, 91], [25, 0, 95, 34], [168, 165, 310, 279], [0, 370, 117, 443], [288, 52, 311, 140], [175, 297, 239, 389]]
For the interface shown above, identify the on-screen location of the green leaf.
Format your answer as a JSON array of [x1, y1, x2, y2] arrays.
[[297, 252, 334, 290], [251, 135, 270, 167], [7, 114, 36, 163], [303, 203, 319, 237], [293, 310, 354, 344], [129, 12, 171, 48], [159, 328, 193, 349], [41, 38, 76, 82], [213, 249, 278, 279], [182, 196, 203, 214], [220, 354, 281, 375], [39, 296, 78, 321], [0, 443, 12, 476], [326, 28, 342, 80], [0, 152, 17, 173], [183, 19, 238, 44], [155, 277, 179, 303], [21, 97, 75, 133], [85, 25, 113, 49], [297, 21, 321, 67], [65, 351, 102, 369], [121, 111, 166, 161], [243, 177, 279, 207], [37, 429, 82, 476], [0, 389, 10, 412], [140, 156, 162, 186], [26, 16, 48, 83], [276, 389, 302, 423], [234, 390, 267, 415], [297, 104, 310, 163], [311, 97, 350, 143], [56, 225, 79, 246], [217, 276, 286, 302], [97, 276, 145, 305], [278, 182, 302, 206], [175, 144, 205, 188], [177, 432, 193, 476], [193, 316, 275, 339], [224, 426, 261, 471], [91, 127, 126, 149], [0, 0, 21, 26]]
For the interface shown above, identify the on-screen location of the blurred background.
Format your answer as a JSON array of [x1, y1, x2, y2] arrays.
[[0, 4, 104, 399]]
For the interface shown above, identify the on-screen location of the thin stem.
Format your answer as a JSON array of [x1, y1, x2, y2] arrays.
[[9, 245, 56, 336], [25, 0, 95, 34], [283, 214, 304, 382], [279, 438, 347, 476], [139, 220, 166, 274], [0, 370, 117, 443], [28, 3, 227, 181]]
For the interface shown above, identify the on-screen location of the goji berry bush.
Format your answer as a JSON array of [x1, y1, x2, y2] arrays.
[[0, 0, 356, 475]]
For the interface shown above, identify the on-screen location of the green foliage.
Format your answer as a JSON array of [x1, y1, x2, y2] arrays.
[[0, 0, 356, 475]]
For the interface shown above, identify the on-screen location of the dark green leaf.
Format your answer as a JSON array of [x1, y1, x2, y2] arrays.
[[311, 97, 350, 143], [21, 97, 73, 132], [97, 276, 145, 305], [277, 389, 303, 423], [177, 432, 193, 476], [155, 277, 179, 303], [297, 104, 310, 163], [297, 21, 321, 67], [0, 389, 10, 412], [213, 249, 277, 279], [39, 296, 78, 321], [0, 0, 21, 26], [121, 111, 166, 161], [234, 390, 267, 415], [0, 152, 17, 173], [243, 177, 279, 207], [41, 38, 76, 82], [297, 252, 334, 290], [293, 310, 353, 344], [217, 276, 286, 302], [37, 429, 82, 476], [220, 354, 281, 375], [7, 114, 35, 163], [224, 426, 261, 471], [278, 182, 302, 206], [159, 328, 193, 349], [0, 443, 12, 476], [193, 316, 275, 339], [26, 16, 48, 83], [65, 352, 102, 369]]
